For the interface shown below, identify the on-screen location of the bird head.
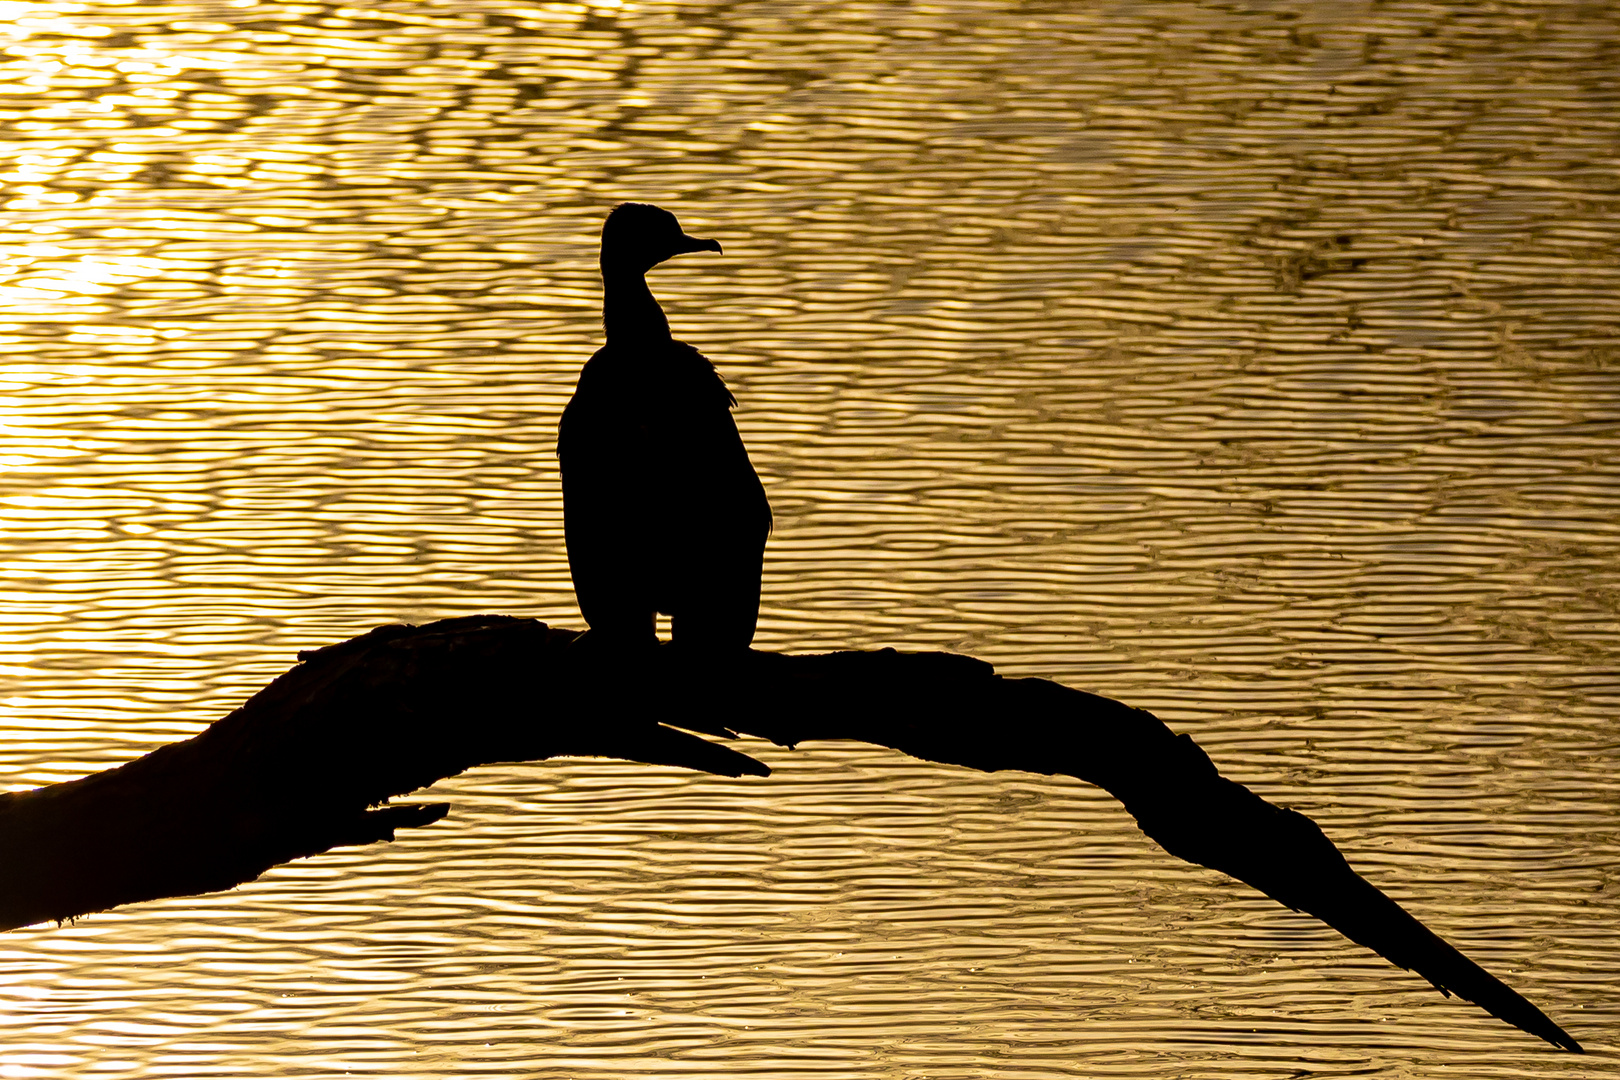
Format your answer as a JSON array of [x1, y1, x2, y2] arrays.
[[599, 202, 722, 275]]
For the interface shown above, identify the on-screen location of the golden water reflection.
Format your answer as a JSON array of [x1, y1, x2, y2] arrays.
[[0, 0, 1617, 1075]]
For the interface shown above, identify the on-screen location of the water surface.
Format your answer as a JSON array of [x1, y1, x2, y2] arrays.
[[0, 0, 1616, 1075]]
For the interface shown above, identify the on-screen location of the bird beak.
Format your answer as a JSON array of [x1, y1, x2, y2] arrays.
[[676, 235, 723, 255]]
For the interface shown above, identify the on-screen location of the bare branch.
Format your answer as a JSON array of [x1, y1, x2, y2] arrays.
[[0, 615, 1580, 1052]]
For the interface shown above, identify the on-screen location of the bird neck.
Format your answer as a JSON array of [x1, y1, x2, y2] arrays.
[[601, 265, 672, 345]]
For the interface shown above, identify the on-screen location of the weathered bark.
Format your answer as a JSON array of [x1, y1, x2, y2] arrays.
[[0, 615, 1581, 1052]]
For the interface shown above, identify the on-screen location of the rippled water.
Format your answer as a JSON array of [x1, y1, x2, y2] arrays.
[[1, 0, 1617, 1074]]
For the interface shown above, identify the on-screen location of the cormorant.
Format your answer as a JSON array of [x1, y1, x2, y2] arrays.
[[557, 203, 771, 649]]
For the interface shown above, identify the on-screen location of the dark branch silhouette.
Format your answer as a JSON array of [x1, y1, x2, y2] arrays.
[[0, 615, 1581, 1052], [559, 203, 771, 649]]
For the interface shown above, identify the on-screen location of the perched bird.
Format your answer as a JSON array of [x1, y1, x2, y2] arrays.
[[557, 203, 771, 650]]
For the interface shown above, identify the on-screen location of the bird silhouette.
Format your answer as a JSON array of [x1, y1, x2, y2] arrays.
[[558, 203, 771, 650]]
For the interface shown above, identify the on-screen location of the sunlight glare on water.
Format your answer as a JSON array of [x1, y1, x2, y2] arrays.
[[0, 0, 1616, 1076]]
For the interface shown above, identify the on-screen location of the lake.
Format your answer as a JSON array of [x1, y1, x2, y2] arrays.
[[0, 0, 1616, 1075]]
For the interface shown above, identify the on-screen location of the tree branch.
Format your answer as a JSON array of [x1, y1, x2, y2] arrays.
[[0, 615, 1581, 1052]]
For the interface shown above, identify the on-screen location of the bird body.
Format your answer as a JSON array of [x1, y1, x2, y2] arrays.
[[558, 204, 770, 649]]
